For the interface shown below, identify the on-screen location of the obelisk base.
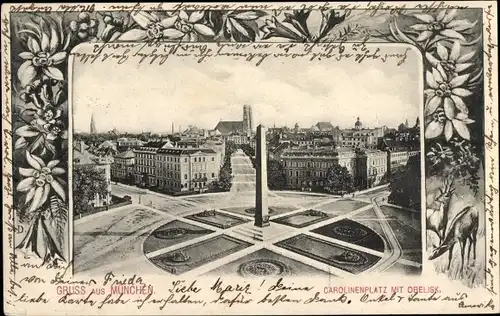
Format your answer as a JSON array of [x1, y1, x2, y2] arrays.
[[233, 222, 293, 242]]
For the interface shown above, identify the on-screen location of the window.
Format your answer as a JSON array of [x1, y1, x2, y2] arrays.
[[185, 158, 187, 162], [184, 174, 187, 180], [212, 173, 215, 177], [212, 157, 214, 161]]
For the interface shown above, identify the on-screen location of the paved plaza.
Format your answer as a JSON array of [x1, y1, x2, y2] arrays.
[[74, 150, 422, 277]]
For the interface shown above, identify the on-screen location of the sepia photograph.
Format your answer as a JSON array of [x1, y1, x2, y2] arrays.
[[71, 43, 423, 278]]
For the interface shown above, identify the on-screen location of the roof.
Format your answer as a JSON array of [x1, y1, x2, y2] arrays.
[[214, 121, 244, 134], [114, 150, 135, 159], [157, 148, 216, 155], [142, 141, 168, 148], [316, 121, 334, 131]]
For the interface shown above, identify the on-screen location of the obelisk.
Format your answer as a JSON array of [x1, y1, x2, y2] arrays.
[[255, 125, 269, 227]]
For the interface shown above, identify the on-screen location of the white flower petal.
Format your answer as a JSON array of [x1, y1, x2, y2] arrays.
[[448, 19, 476, 31], [188, 11, 205, 23], [440, 29, 465, 41], [17, 177, 35, 192], [455, 63, 473, 72], [457, 51, 475, 63], [426, 70, 438, 88], [159, 16, 178, 28], [28, 186, 44, 212], [16, 125, 39, 137], [452, 119, 470, 140], [432, 67, 444, 83], [444, 120, 453, 141], [19, 52, 34, 60], [46, 160, 60, 169], [416, 30, 433, 41], [444, 97, 456, 120], [426, 95, 443, 115], [17, 61, 37, 87], [449, 41, 461, 61], [37, 184, 51, 210], [436, 10, 446, 22], [450, 94, 468, 114], [179, 11, 189, 21], [50, 51, 67, 65], [162, 28, 184, 39], [436, 43, 448, 60], [132, 12, 154, 29], [51, 167, 65, 175], [28, 37, 41, 53], [414, 14, 435, 23], [42, 66, 64, 81], [424, 89, 436, 96], [452, 88, 473, 97], [193, 24, 215, 36], [49, 26, 59, 54], [41, 32, 50, 52], [449, 73, 470, 88], [25, 187, 36, 204], [51, 180, 66, 201], [26, 151, 44, 169], [442, 9, 457, 24], [118, 29, 148, 41], [426, 52, 440, 66], [410, 24, 430, 32], [19, 167, 35, 177], [425, 121, 444, 139]]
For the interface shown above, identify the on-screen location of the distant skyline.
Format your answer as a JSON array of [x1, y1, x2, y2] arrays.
[[72, 44, 421, 134]]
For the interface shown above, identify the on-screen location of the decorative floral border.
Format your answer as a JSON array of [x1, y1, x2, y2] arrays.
[[10, 8, 483, 279]]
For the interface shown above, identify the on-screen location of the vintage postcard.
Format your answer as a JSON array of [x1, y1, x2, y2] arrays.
[[2, 1, 499, 315]]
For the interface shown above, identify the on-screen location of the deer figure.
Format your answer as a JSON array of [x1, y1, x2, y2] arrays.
[[428, 205, 479, 274], [426, 175, 455, 244]]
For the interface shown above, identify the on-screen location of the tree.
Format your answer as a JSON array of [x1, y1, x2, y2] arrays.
[[73, 165, 109, 217], [267, 159, 286, 190], [388, 155, 421, 211], [325, 164, 354, 193]]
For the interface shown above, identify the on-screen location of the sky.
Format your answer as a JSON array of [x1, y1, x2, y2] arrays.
[[72, 44, 422, 134]]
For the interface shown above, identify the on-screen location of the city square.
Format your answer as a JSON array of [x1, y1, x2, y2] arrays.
[[74, 148, 421, 278]]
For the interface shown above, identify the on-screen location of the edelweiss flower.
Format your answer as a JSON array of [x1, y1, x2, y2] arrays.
[[425, 65, 472, 117], [17, 151, 66, 212], [18, 31, 66, 87], [411, 9, 477, 41], [261, 10, 345, 42], [426, 143, 453, 166], [119, 12, 178, 42], [69, 12, 99, 41], [164, 11, 216, 41], [35, 106, 61, 128], [425, 109, 474, 140], [19, 75, 58, 109], [426, 42, 475, 76]]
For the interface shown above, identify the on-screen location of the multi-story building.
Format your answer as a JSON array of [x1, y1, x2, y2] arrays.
[[335, 117, 386, 149], [116, 137, 144, 151], [355, 149, 388, 189], [111, 150, 135, 182], [155, 147, 219, 193], [280, 147, 356, 189], [201, 139, 226, 168], [74, 140, 112, 207], [133, 140, 167, 187]]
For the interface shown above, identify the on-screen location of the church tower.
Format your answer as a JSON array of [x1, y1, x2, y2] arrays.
[[242, 105, 253, 135], [90, 113, 97, 134]]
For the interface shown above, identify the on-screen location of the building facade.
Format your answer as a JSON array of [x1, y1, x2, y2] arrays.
[[355, 149, 388, 189], [155, 148, 219, 193], [111, 150, 135, 182], [280, 148, 357, 189], [133, 141, 167, 187]]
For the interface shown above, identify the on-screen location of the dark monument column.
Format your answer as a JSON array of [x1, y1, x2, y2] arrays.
[[255, 125, 270, 227]]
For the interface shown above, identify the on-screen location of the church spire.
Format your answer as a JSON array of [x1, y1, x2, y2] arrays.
[[90, 112, 97, 134]]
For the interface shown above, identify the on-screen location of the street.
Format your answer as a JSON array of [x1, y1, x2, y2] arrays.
[[74, 150, 422, 277]]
